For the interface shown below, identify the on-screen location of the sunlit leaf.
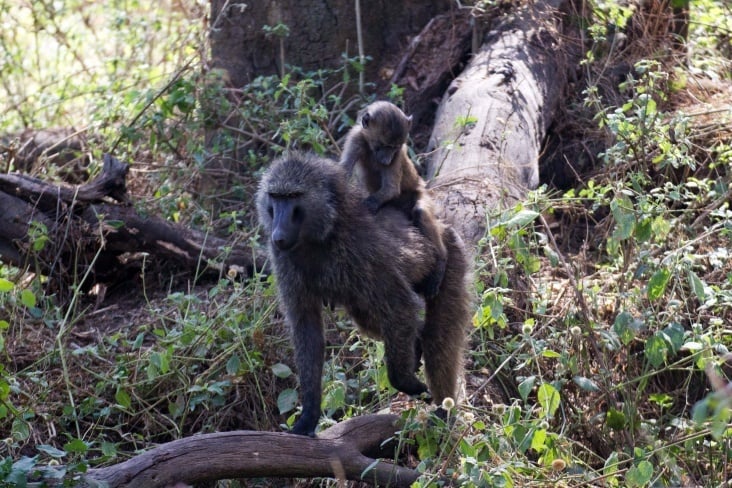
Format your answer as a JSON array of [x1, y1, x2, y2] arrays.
[[537, 383, 560, 418], [530, 428, 547, 452], [646, 268, 670, 301], [20, 289, 36, 308], [603, 451, 620, 483]]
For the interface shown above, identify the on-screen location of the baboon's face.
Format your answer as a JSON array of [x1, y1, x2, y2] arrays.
[[361, 102, 412, 166], [265, 194, 304, 251], [257, 155, 339, 251]]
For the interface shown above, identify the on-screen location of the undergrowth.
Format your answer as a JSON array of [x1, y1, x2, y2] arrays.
[[1, 0, 732, 486]]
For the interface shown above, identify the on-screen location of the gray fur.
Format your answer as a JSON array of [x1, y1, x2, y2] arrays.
[[256, 152, 471, 436]]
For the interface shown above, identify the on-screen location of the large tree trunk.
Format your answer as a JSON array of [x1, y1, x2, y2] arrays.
[[208, 0, 452, 88], [202, 0, 455, 204], [426, 0, 574, 245]]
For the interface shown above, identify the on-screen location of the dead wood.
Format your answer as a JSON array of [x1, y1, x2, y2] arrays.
[[0, 153, 266, 289], [425, 0, 574, 245], [81, 414, 423, 488], [385, 10, 473, 149]]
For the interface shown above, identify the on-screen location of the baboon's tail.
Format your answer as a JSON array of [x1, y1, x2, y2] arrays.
[[422, 227, 472, 404]]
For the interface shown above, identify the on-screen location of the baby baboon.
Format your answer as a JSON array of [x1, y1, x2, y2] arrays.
[[340, 101, 447, 297], [256, 152, 471, 437]]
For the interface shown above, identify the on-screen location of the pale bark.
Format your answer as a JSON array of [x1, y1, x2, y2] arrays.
[[426, 0, 571, 245]]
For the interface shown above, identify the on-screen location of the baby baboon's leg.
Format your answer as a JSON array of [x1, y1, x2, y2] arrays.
[[413, 203, 447, 299]]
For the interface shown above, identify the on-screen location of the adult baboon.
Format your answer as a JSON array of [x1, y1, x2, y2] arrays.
[[256, 152, 471, 437], [340, 101, 447, 297]]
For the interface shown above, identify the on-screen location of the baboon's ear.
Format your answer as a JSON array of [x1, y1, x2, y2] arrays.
[[406, 115, 413, 130], [362, 112, 371, 128]]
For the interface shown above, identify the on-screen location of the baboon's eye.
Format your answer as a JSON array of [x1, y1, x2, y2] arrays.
[[267, 205, 273, 218], [292, 205, 304, 223]]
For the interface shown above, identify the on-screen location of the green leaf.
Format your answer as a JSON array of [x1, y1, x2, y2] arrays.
[[613, 311, 640, 345], [517, 376, 536, 402], [649, 393, 673, 408], [115, 388, 132, 409], [101, 442, 117, 458], [12, 419, 30, 440], [530, 428, 547, 452], [271, 362, 293, 379], [541, 350, 561, 358], [573, 376, 600, 392], [537, 383, 560, 418], [646, 268, 670, 301], [105, 220, 126, 229], [323, 382, 346, 412], [626, 460, 653, 487], [687, 269, 706, 302], [20, 289, 36, 308], [226, 354, 241, 375], [661, 322, 684, 354], [610, 195, 635, 240], [644, 334, 667, 368], [36, 444, 66, 459], [502, 209, 540, 228], [606, 409, 626, 430], [603, 451, 620, 483], [63, 438, 88, 454], [277, 388, 298, 414], [634, 218, 652, 243], [417, 433, 439, 459], [0, 278, 14, 292], [150, 351, 170, 374]]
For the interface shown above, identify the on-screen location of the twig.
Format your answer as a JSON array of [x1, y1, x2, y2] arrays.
[[110, 59, 195, 154]]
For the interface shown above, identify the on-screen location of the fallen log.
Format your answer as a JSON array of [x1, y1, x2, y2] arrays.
[[425, 0, 574, 245], [0, 154, 266, 291], [82, 414, 423, 488]]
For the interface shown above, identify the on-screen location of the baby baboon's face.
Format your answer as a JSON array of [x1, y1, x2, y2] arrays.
[[361, 101, 412, 166]]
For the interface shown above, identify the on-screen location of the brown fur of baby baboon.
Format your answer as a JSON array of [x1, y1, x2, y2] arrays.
[[340, 101, 448, 297]]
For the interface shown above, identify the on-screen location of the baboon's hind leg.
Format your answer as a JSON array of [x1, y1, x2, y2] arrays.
[[422, 227, 470, 404]]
